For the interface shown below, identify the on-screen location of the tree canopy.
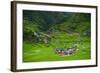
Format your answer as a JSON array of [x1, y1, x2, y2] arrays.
[[23, 10, 91, 42]]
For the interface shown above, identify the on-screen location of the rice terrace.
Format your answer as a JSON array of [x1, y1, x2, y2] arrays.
[[23, 10, 91, 62]]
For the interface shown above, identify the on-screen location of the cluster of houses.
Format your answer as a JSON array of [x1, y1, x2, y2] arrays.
[[55, 45, 78, 56]]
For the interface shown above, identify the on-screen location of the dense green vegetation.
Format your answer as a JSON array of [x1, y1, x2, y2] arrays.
[[23, 10, 91, 62]]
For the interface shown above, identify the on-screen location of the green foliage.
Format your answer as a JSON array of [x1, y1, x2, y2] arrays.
[[55, 13, 91, 35], [23, 10, 91, 62], [23, 33, 91, 62], [23, 20, 39, 32]]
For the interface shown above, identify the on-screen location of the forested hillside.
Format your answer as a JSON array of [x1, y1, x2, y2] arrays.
[[23, 10, 91, 62]]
